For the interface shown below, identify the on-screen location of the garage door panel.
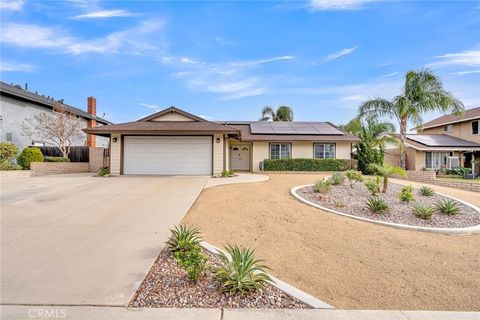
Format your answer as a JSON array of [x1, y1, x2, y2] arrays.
[[124, 136, 212, 175]]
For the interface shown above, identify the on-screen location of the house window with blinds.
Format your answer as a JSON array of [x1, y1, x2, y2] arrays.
[[270, 143, 291, 159], [314, 143, 336, 159]]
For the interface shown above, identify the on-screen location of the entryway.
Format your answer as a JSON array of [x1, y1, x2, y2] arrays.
[[230, 144, 250, 171]]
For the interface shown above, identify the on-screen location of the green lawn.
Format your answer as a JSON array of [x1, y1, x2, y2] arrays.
[[437, 177, 480, 184]]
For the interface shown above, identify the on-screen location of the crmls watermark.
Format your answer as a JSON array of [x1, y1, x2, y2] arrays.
[[27, 308, 67, 319]]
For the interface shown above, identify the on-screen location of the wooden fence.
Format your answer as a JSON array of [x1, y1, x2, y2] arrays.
[[35, 146, 89, 162]]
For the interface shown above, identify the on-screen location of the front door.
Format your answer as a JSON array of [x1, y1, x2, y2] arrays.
[[230, 145, 250, 171]]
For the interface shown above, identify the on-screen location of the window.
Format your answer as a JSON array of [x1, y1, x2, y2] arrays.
[[443, 124, 453, 132], [270, 143, 291, 159], [472, 121, 479, 135], [5, 132, 12, 141], [314, 143, 336, 159], [425, 151, 451, 169]]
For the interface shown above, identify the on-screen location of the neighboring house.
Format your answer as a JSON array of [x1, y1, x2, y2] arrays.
[[84, 106, 359, 176], [0, 82, 112, 151], [385, 107, 480, 171]]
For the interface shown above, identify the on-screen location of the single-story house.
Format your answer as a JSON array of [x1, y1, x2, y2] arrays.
[[84, 106, 359, 176]]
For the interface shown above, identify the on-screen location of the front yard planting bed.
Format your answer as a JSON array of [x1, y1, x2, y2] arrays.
[[129, 247, 309, 309], [296, 182, 480, 229]]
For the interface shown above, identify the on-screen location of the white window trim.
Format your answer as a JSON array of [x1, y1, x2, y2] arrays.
[[269, 142, 291, 159], [313, 143, 336, 159]]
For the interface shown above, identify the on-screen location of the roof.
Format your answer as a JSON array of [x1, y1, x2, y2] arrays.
[[83, 121, 240, 136], [405, 134, 480, 151], [0, 81, 112, 125], [228, 122, 359, 142], [421, 107, 480, 129], [84, 107, 359, 142]]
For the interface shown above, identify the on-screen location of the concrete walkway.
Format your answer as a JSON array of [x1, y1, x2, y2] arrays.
[[1, 174, 208, 306], [204, 173, 269, 189], [1, 306, 478, 320]]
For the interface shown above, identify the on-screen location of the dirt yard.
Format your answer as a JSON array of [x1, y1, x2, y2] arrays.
[[182, 174, 480, 311]]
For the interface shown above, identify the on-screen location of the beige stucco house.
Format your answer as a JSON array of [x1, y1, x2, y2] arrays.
[[385, 107, 480, 171], [84, 106, 358, 176]]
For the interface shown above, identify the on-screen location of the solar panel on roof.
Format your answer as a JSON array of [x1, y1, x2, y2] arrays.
[[407, 135, 480, 147], [250, 122, 344, 135]]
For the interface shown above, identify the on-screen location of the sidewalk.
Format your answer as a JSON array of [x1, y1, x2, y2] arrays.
[[1, 305, 478, 320]]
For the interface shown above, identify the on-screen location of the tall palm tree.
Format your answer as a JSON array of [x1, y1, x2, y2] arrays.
[[260, 105, 294, 121], [359, 69, 464, 169]]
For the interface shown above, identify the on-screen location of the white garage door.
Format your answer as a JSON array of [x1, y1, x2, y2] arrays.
[[124, 136, 212, 175]]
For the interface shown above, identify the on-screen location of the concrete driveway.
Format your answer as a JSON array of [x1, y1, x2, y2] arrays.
[[1, 174, 208, 306]]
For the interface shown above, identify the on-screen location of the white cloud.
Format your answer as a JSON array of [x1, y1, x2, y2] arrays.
[[139, 102, 160, 109], [378, 72, 400, 78], [215, 36, 236, 45], [160, 55, 293, 100], [428, 49, 480, 68], [453, 70, 480, 76], [0, 60, 35, 72], [310, 0, 373, 11], [322, 46, 358, 63], [0, 20, 164, 55], [0, 0, 24, 10], [73, 9, 134, 19]]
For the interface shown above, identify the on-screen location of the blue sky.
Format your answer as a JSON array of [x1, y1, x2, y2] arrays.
[[1, 0, 479, 126]]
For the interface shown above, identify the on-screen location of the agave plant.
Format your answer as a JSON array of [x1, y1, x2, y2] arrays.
[[412, 204, 436, 220], [436, 199, 461, 215], [313, 179, 331, 194], [166, 225, 201, 253], [365, 197, 389, 214], [214, 244, 272, 294], [419, 186, 435, 197]]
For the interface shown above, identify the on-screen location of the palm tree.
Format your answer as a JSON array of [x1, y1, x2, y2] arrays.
[[359, 69, 464, 169], [344, 117, 398, 174], [260, 105, 294, 121], [367, 163, 406, 193]]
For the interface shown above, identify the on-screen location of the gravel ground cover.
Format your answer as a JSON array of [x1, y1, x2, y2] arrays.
[[182, 174, 480, 310], [129, 247, 309, 309], [296, 181, 480, 228]]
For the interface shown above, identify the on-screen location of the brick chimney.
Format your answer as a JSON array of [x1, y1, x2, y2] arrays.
[[86, 96, 97, 147]]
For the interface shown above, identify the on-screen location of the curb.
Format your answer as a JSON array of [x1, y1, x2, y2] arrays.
[[291, 184, 480, 235], [200, 241, 334, 309]]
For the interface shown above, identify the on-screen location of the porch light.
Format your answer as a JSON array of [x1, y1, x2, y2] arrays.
[[216, 137, 220, 143], [112, 137, 118, 143]]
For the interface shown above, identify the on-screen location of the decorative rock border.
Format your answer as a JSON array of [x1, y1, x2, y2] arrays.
[[200, 241, 333, 309], [291, 184, 480, 235]]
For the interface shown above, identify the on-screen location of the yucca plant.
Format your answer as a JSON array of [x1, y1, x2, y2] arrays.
[[214, 244, 272, 294], [364, 176, 381, 196], [329, 172, 345, 185], [365, 197, 389, 214], [313, 179, 331, 194], [345, 170, 363, 188], [419, 186, 435, 197], [166, 225, 201, 253], [412, 204, 436, 220], [367, 163, 406, 193], [436, 199, 461, 215]]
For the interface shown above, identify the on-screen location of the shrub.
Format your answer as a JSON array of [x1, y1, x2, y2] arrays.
[[412, 204, 435, 220], [364, 176, 381, 195], [436, 199, 461, 215], [419, 186, 435, 197], [313, 179, 331, 194], [365, 197, 389, 213], [345, 170, 363, 188], [446, 167, 471, 176], [399, 185, 415, 202], [262, 158, 357, 172], [221, 169, 235, 177], [329, 172, 345, 185], [17, 147, 44, 169], [44, 156, 70, 162], [0, 142, 19, 162], [97, 167, 110, 176], [215, 244, 272, 294], [0, 161, 22, 170], [166, 225, 201, 253], [173, 241, 207, 281]]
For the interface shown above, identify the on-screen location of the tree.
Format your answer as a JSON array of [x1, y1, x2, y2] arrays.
[[359, 69, 464, 169], [21, 105, 86, 158], [367, 163, 406, 193], [260, 105, 294, 121], [344, 117, 398, 174]]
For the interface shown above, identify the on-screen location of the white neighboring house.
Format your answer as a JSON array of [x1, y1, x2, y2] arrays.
[[0, 82, 112, 151]]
